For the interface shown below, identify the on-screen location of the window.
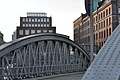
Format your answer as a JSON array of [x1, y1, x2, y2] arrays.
[[118, 7, 120, 14], [93, 17, 95, 23], [19, 30, 23, 35], [29, 18, 31, 22], [119, 18, 120, 24], [25, 30, 29, 35], [29, 24, 31, 27], [99, 23, 100, 29], [47, 24, 49, 27], [41, 24, 43, 27], [101, 31, 103, 38], [93, 25, 95, 31], [99, 32, 101, 39], [94, 34, 95, 41], [26, 18, 28, 22], [43, 30, 47, 33], [22, 24, 25, 27], [38, 19, 40, 22], [44, 18, 46, 22], [38, 24, 40, 27], [101, 22, 103, 28], [47, 18, 49, 22], [32, 19, 34, 22], [22, 18, 25, 22], [31, 30, 35, 34], [104, 20, 105, 27], [104, 30, 105, 38], [109, 28, 111, 36], [32, 24, 34, 27], [37, 30, 41, 33], [44, 24, 46, 27], [49, 30, 53, 33], [41, 18, 43, 22], [35, 24, 37, 27], [26, 24, 28, 27], [96, 16, 97, 21], [101, 13, 102, 19], [96, 33, 98, 40], [96, 24, 98, 30], [103, 11, 105, 17], [99, 14, 100, 20], [109, 7, 111, 14], [106, 19, 108, 26], [35, 18, 37, 22], [109, 17, 111, 25], [107, 29, 108, 37], [106, 9, 108, 16]]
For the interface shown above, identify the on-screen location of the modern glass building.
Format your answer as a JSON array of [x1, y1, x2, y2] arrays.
[[93, 0, 101, 11]]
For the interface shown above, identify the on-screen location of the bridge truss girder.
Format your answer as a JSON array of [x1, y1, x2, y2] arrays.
[[0, 33, 90, 79]]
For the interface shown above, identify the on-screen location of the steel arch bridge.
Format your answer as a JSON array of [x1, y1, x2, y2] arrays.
[[0, 33, 90, 80]]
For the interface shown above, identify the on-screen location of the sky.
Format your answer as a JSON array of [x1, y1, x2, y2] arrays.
[[0, 0, 86, 42]]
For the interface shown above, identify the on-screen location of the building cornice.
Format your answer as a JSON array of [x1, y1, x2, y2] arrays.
[[93, 1, 112, 16]]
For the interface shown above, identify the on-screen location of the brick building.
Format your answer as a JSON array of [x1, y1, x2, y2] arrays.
[[73, 0, 120, 49]]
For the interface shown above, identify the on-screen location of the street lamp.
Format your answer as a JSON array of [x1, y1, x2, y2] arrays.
[[85, 0, 94, 63]]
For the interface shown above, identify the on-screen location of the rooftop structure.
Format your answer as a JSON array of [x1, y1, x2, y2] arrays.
[[27, 12, 47, 17]]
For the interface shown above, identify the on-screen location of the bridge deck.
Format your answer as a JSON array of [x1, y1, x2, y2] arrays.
[[23, 72, 84, 80]]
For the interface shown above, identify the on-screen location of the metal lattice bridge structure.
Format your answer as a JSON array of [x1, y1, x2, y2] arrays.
[[82, 24, 120, 80], [0, 33, 90, 80]]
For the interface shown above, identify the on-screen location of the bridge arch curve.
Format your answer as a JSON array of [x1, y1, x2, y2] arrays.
[[0, 33, 90, 79]]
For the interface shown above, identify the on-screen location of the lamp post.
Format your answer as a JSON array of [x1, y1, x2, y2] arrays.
[[85, 0, 94, 63], [90, 0, 94, 63]]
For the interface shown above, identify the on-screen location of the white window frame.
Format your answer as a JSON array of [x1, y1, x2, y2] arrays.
[[23, 24, 25, 27], [44, 24, 46, 27], [32, 19, 34, 22], [29, 18, 31, 22], [32, 24, 34, 27], [37, 30, 41, 33], [19, 30, 23, 35], [47, 24, 49, 27], [49, 30, 53, 33], [41, 18, 43, 22], [44, 18, 46, 22], [38, 24, 40, 27], [35, 18, 37, 22], [43, 30, 47, 33], [31, 30, 35, 34], [25, 30, 29, 35], [47, 18, 49, 22], [22, 18, 25, 22], [26, 18, 28, 22], [41, 24, 43, 27]]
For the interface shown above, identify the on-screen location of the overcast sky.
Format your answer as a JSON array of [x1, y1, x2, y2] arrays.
[[0, 0, 85, 42]]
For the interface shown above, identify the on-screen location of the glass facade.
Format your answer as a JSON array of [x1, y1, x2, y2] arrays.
[[93, 0, 101, 11]]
